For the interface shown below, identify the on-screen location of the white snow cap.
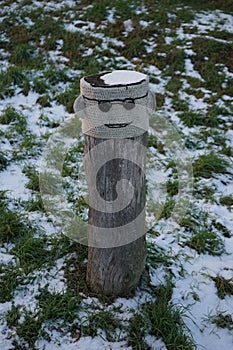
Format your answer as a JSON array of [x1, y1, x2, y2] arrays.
[[101, 70, 147, 85]]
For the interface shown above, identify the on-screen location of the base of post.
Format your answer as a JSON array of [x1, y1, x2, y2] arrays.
[[86, 236, 147, 296]]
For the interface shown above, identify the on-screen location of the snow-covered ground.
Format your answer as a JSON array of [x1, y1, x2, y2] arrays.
[[0, 1, 233, 349]]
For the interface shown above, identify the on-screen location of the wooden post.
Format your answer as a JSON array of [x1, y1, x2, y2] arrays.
[[74, 70, 154, 296], [85, 134, 147, 296]]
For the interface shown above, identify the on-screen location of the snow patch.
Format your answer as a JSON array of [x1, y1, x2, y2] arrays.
[[101, 70, 147, 85]]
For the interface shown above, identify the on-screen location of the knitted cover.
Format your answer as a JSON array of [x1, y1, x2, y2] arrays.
[[73, 70, 155, 138]]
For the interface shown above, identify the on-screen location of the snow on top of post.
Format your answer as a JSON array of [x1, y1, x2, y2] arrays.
[[101, 70, 147, 86]]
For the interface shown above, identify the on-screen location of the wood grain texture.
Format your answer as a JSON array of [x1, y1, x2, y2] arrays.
[[84, 133, 147, 296]]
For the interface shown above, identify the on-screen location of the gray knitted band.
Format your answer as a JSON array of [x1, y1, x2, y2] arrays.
[[74, 71, 155, 138], [80, 73, 149, 100]]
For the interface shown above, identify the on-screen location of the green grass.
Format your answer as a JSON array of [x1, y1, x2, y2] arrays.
[[37, 288, 81, 324], [147, 134, 165, 154], [5, 304, 22, 328], [10, 44, 36, 67], [159, 198, 175, 220], [12, 133, 43, 160], [185, 228, 225, 256], [212, 220, 231, 238], [166, 179, 179, 196], [0, 67, 28, 97], [0, 106, 24, 124], [192, 37, 233, 71], [14, 310, 43, 349], [23, 195, 45, 212], [55, 81, 80, 112], [193, 152, 230, 179], [36, 94, 52, 107], [81, 309, 122, 341], [122, 35, 146, 59], [220, 195, 233, 208], [63, 254, 88, 296], [211, 276, 233, 299], [0, 106, 27, 137], [0, 152, 8, 170], [31, 16, 62, 36], [38, 114, 60, 129], [180, 0, 233, 12], [51, 234, 88, 261], [164, 48, 186, 75], [128, 312, 149, 349], [192, 37, 233, 94], [180, 209, 225, 255], [12, 233, 52, 274], [83, 1, 108, 22], [166, 76, 183, 94], [173, 98, 190, 113], [33, 77, 49, 94], [179, 110, 219, 128], [147, 242, 174, 268], [154, 92, 165, 108], [44, 67, 69, 85], [210, 312, 233, 330], [0, 195, 33, 243], [110, 0, 136, 17], [128, 277, 196, 350], [195, 129, 233, 156], [194, 183, 216, 203], [9, 287, 120, 348], [11, 232, 88, 276], [0, 263, 24, 303], [23, 166, 40, 192]]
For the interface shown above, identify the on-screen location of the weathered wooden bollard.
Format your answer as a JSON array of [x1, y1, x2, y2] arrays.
[[74, 70, 155, 296]]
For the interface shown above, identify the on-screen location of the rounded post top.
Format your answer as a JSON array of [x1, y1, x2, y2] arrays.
[[80, 70, 149, 102], [84, 70, 148, 88]]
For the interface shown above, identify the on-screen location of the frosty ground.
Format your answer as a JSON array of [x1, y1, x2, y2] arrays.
[[0, 0, 233, 349]]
